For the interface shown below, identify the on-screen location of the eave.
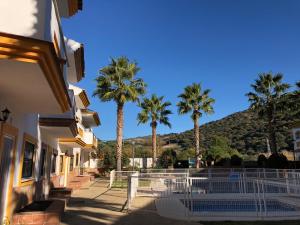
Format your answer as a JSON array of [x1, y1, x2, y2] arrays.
[[79, 90, 90, 108]]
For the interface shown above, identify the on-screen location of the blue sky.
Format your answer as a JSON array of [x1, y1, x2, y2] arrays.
[[62, 0, 300, 141]]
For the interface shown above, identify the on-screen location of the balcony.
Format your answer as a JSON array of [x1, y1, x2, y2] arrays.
[[69, 84, 90, 109], [39, 90, 77, 138], [57, 0, 83, 18], [65, 38, 85, 83], [81, 109, 100, 128], [0, 0, 72, 113], [82, 130, 98, 151]]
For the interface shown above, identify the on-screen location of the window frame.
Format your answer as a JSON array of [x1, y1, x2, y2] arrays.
[[19, 133, 37, 186]]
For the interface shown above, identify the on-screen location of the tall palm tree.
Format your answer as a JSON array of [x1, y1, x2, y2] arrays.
[[246, 72, 290, 153], [177, 83, 215, 168], [137, 94, 172, 167], [93, 57, 146, 171]]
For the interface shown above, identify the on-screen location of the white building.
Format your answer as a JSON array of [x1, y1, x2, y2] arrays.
[[129, 158, 153, 168], [0, 1, 100, 224]]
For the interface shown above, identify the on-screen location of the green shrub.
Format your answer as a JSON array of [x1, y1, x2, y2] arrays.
[[267, 153, 288, 169], [230, 154, 243, 167], [257, 154, 267, 167]]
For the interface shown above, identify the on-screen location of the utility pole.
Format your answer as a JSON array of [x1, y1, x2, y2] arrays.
[[132, 141, 135, 171]]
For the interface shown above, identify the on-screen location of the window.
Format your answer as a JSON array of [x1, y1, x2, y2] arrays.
[[21, 141, 35, 179], [40, 146, 47, 177], [60, 156, 64, 173], [69, 156, 74, 171], [51, 152, 57, 174]]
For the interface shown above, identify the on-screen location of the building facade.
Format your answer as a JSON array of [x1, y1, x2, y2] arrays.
[[0, 1, 99, 224]]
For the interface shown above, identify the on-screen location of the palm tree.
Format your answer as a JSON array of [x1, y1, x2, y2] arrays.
[[93, 57, 146, 171], [177, 83, 215, 168], [137, 94, 172, 167], [246, 72, 290, 153]]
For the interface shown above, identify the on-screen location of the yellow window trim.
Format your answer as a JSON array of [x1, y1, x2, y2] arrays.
[[18, 133, 38, 187], [0, 32, 71, 113], [0, 123, 18, 221]]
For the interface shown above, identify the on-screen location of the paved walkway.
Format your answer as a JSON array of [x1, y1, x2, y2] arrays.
[[61, 179, 200, 225]]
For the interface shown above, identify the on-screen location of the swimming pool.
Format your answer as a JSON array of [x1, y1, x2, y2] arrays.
[[181, 199, 296, 212]]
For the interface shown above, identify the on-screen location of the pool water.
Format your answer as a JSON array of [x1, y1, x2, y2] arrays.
[[181, 199, 296, 212]]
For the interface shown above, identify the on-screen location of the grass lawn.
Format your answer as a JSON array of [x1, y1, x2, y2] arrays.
[[111, 179, 151, 188], [201, 221, 300, 225]]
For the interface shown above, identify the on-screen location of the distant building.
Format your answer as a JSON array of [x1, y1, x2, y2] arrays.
[[129, 158, 153, 168]]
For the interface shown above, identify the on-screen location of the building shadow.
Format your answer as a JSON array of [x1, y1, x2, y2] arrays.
[[60, 179, 200, 225]]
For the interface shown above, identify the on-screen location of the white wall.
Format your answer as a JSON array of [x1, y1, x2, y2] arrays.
[[129, 158, 153, 168], [0, 0, 47, 39]]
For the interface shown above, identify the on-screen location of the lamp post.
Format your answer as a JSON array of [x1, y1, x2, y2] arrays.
[[0, 108, 10, 122], [131, 141, 135, 171]]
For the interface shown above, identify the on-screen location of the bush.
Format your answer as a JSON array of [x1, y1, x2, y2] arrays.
[[214, 158, 230, 167], [230, 154, 243, 167], [267, 153, 288, 169], [257, 154, 267, 167]]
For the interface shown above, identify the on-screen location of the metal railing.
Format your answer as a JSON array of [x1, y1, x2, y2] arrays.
[[126, 169, 300, 221], [109, 170, 139, 188]]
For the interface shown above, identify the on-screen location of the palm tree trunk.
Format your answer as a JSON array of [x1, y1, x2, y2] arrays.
[[194, 116, 200, 168], [268, 107, 277, 154], [152, 123, 157, 168], [116, 103, 124, 171]]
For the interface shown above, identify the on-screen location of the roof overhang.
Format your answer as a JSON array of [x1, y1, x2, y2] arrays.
[[78, 90, 90, 108], [57, 0, 83, 18], [65, 38, 84, 83], [81, 109, 100, 127], [0, 32, 71, 113], [39, 118, 78, 138]]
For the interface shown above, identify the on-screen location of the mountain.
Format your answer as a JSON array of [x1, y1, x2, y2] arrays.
[[100, 109, 298, 158]]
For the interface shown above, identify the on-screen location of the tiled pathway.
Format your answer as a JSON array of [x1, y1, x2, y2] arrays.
[[61, 179, 200, 225]]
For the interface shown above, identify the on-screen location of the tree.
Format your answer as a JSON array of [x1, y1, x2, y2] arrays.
[[159, 149, 177, 168], [177, 83, 215, 168], [204, 136, 240, 163], [246, 73, 290, 153], [93, 57, 146, 171], [137, 94, 172, 167]]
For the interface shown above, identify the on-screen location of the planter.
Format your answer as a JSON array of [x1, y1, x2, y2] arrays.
[[13, 200, 65, 225], [49, 187, 72, 199]]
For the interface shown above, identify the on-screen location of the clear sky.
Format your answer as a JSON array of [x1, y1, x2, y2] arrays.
[[62, 0, 300, 141]]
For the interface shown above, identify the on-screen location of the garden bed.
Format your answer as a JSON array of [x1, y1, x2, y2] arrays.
[[13, 200, 65, 225]]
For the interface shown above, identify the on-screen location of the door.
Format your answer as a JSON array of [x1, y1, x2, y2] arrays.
[[0, 124, 18, 224]]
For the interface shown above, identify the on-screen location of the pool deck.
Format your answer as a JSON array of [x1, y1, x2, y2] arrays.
[[61, 178, 200, 225]]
